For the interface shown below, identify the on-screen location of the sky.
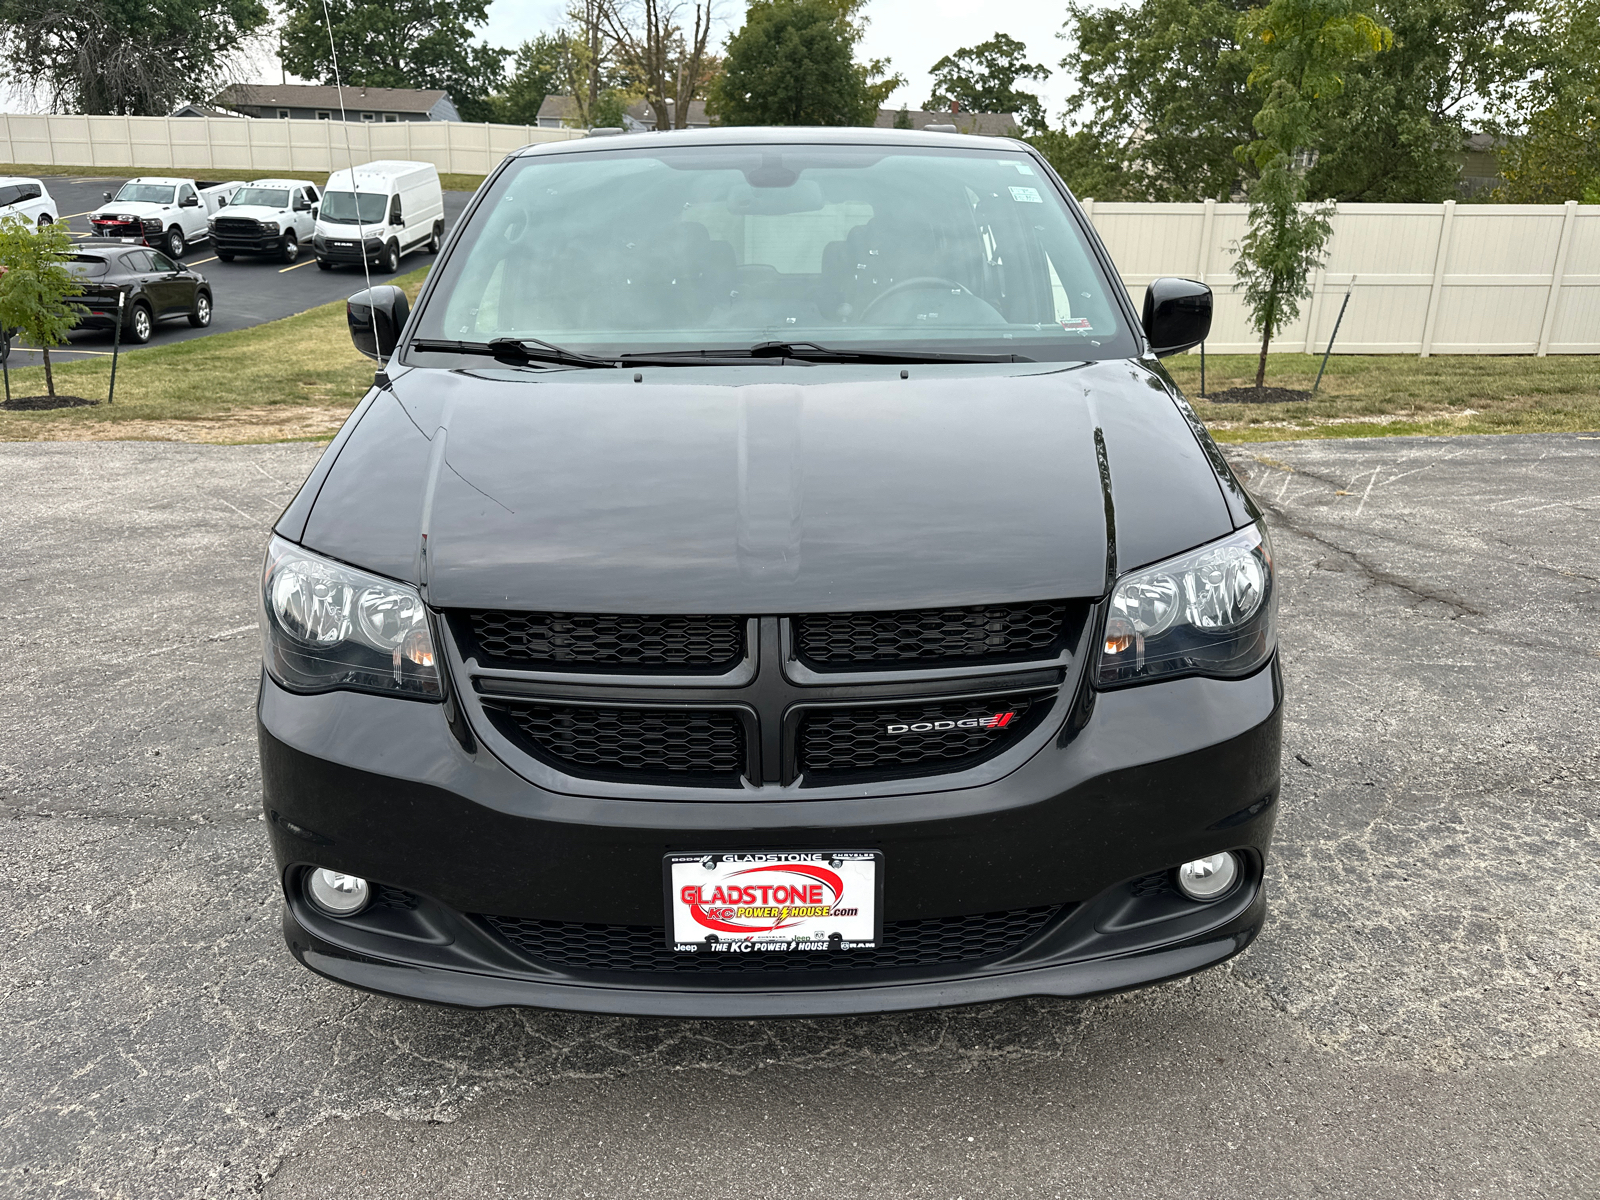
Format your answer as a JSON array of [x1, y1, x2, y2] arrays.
[[2, 0, 1087, 119], [478, 0, 1079, 120]]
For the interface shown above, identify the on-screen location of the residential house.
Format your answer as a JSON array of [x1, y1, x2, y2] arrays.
[[534, 95, 709, 130], [212, 84, 461, 123]]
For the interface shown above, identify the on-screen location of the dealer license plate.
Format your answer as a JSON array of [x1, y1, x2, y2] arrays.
[[665, 850, 882, 953]]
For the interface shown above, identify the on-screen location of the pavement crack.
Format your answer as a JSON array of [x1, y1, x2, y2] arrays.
[[1261, 500, 1483, 617]]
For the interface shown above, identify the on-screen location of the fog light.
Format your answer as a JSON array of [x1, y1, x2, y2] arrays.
[[1176, 852, 1238, 901], [307, 868, 369, 916]]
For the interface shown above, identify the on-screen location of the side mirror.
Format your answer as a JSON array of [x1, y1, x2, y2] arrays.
[[103, 190, 113, 201], [181, 196, 200, 208], [347, 285, 410, 362], [1142, 277, 1212, 357], [311, 205, 319, 220]]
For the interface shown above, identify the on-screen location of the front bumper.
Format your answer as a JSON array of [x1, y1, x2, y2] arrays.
[[214, 231, 283, 253], [316, 238, 380, 264], [259, 656, 1283, 1016]]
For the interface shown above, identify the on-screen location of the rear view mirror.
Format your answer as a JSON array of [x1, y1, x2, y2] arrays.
[[1142, 277, 1212, 357], [347, 285, 410, 362]]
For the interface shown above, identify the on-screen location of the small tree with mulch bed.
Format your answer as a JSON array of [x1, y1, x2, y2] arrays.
[[0, 214, 83, 400], [1232, 0, 1391, 393]]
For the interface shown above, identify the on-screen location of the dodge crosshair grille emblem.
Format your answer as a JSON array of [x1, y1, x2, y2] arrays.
[[885, 712, 1016, 735]]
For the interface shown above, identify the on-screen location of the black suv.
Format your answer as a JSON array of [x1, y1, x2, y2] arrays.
[[259, 128, 1281, 1017], [68, 240, 212, 343]]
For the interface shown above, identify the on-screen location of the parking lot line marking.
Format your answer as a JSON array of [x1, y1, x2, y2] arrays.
[[278, 259, 317, 273], [62, 209, 98, 219], [190, 256, 218, 266]]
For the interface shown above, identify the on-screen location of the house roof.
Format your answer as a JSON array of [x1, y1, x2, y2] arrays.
[[213, 83, 450, 115], [873, 108, 1019, 137], [171, 103, 240, 119], [536, 95, 710, 127]]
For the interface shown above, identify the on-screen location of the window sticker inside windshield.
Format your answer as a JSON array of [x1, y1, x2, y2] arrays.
[[998, 160, 1036, 176], [1060, 317, 1094, 331], [1010, 186, 1043, 203]]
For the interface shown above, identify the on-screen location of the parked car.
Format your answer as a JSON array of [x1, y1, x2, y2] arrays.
[[313, 160, 443, 273], [67, 239, 212, 343], [89, 177, 242, 258], [210, 179, 321, 263], [0, 177, 58, 228], [260, 128, 1279, 1018]]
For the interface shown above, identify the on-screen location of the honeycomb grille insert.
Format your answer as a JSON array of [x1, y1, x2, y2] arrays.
[[795, 602, 1068, 669], [468, 611, 744, 670], [799, 694, 1040, 778], [497, 703, 745, 781], [484, 906, 1063, 974]]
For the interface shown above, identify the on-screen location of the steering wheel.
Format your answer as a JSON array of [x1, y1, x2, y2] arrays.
[[857, 276, 977, 323]]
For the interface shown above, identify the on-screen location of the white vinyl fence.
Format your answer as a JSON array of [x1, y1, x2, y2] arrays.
[[1085, 198, 1600, 355], [0, 112, 582, 179]]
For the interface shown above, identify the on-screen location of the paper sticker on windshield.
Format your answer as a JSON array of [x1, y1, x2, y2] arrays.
[[1010, 186, 1043, 203], [999, 160, 1036, 176], [1060, 317, 1094, 331]]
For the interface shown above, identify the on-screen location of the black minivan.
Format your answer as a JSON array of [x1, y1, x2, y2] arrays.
[[259, 128, 1281, 1016]]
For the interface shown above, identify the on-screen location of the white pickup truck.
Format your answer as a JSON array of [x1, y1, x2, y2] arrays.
[[208, 179, 321, 264], [89, 177, 243, 258]]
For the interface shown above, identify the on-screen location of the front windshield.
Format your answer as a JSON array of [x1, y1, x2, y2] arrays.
[[415, 143, 1133, 360], [233, 187, 290, 208], [112, 184, 175, 204], [320, 190, 387, 224]]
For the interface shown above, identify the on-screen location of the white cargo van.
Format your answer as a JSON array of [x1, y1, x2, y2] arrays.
[[314, 161, 445, 274]]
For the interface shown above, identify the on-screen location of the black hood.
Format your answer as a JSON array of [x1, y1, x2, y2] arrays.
[[290, 361, 1237, 613]]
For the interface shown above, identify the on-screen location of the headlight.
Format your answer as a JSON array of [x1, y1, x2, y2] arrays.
[[1096, 524, 1275, 687], [261, 537, 440, 699], [142, 217, 162, 232], [260, 221, 279, 235]]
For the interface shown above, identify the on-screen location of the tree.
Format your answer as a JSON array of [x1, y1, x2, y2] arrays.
[[495, 33, 568, 125], [708, 0, 900, 126], [602, 0, 717, 130], [1026, 128, 1134, 199], [0, 218, 84, 400], [1058, 0, 1260, 202], [0, 0, 269, 115], [1490, 0, 1600, 202], [1304, 0, 1531, 202], [1233, 0, 1391, 389], [925, 32, 1050, 131], [279, 0, 506, 123]]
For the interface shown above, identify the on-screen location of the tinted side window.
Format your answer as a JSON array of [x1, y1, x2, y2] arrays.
[[180, 186, 197, 205], [146, 250, 178, 272], [18, 183, 42, 201], [0, 185, 19, 207], [120, 250, 154, 273], [389, 196, 402, 223]]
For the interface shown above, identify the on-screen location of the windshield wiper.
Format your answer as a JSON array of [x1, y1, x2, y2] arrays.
[[621, 341, 1034, 365], [408, 337, 619, 369]]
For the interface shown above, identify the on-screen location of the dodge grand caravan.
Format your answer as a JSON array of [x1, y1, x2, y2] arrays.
[[259, 127, 1282, 1016]]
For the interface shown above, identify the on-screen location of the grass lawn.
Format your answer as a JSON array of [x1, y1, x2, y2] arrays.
[[0, 267, 429, 443], [3, 295, 1597, 444], [0, 162, 489, 194], [1165, 353, 1600, 442]]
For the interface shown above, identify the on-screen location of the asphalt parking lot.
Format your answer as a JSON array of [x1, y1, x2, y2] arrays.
[[1, 432, 1596, 1198], [3, 175, 472, 367]]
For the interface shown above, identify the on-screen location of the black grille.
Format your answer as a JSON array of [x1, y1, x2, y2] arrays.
[[214, 217, 262, 234], [495, 702, 745, 781], [798, 693, 1041, 779], [484, 905, 1062, 974], [795, 602, 1068, 668], [468, 611, 744, 671]]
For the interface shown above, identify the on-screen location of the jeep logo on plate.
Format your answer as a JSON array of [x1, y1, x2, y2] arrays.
[[886, 711, 1015, 735]]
